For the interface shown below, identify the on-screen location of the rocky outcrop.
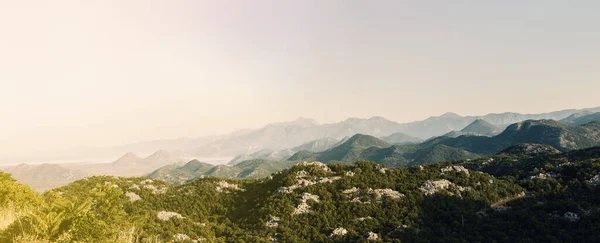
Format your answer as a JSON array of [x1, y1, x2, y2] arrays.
[[293, 193, 320, 215], [367, 188, 404, 200], [441, 166, 470, 176], [278, 176, 341, 194], [329, 227, 348, 237], [528, 173, 556, 180], [125, 192, 141, 202], [215, 181, 245, 193], [173, 233, 190, 242], [419, 179, 469, 196], [365, 232, 379, 241], [588, 173, 600, 186], [296, 161, 332, 173], [564, 212, 580, 222], [157, 211, 183, 221], [266, 216, 280, 228]]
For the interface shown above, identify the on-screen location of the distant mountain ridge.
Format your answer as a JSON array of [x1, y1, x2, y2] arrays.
[[444, 119, 501, 137], [148, 159, 297, 184], [227, 137, 340, 165], [379, 133, 422, 144], [3, 106, 599, 165], [288, 119, 600, 167], [112, 150, 184, 167], [560, 112, 600, 126], [191, 107, 600, 157], [2, 163, 88, 192]]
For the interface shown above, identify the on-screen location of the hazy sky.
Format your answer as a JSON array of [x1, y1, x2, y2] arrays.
[[1, 1, 599, 154]]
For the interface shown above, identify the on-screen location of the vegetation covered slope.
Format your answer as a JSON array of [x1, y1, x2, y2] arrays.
[[2, 146, 600, 242], [444, 119, 501, 137], [148, 159, 298, 185], [560, 112, 600, 126], [289, 134, 480, 167]]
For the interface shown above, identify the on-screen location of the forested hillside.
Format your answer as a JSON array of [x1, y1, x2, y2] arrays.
[[2, 146, 600, 242]]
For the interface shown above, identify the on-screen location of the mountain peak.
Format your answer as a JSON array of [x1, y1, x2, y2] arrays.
[[113, 152, 143, 166], [148, 150, 172, 158], [460, 119, 501, 135], [343, 134, 390, 148], [439, 112, 462, 118]]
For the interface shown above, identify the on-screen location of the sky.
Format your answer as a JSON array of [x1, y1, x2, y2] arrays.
[[1, 0, 599, 155]]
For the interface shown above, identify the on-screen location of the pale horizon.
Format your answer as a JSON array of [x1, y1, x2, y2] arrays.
[[2, 1, 600, 155]]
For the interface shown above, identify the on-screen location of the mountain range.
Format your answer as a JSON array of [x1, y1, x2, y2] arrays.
[[290, 118, 600, 166], [560, 111, 600, 126], [3, 107, 599, 165], [148, 115, 600, 184], [443, 119, 502, 137], [190, 107, 600, 158]]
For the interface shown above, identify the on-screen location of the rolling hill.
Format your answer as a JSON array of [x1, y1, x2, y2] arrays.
[[2, 163, 88, 192], [561, 112, 600, 125], [3, 146, 600, 242], [379, 132, 423, 144], [444, 119, 502, 137]]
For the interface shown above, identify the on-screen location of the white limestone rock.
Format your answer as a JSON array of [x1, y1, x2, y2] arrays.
[[266, 216, 281, 228], [215, 181, 245, 193], [365, 232, 379, 241], [420, 179, 455, 195], [368, 188, 404, 200], [140, 179, 154, 185], [296, 170, 309, 179], [355, 217, 373, 222], [296, 161, 332, 173], [278, 176, 340, 194], [529, 173, 556, 180], [441, 166, 470, 176], [564, 212, 580, 222], [342, 187, 360, 195], [329, 227, 348, 237], [173, 233, 190, 242], [125, 192, 141, 202], [157, 211, 183, 221], [293, 193, 320, 215], [588, 173, 600, 186]]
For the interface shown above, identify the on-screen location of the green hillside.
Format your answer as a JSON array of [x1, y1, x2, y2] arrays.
[[2, 147, 600, 242]]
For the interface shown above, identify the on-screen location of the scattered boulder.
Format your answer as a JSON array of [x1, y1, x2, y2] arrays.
[[296, 161, 332, 173], [157, 211, 183, 221], [125, 192, 141, 202], [419, 179, 469, 196], [342, 187, 359, 195], [296, 170, 309, 179], [365, 232, 379, 241], [278, 176, 341, 194], [355, 217, 373, 222], [589, 173, 600, 186], [215, 181, 245, 193], [564, 212, 580, 222], [441, 166, 470, 176], [368, 188, 404, 200], [293, 193, 320, 215], [173, 233, 190, 242], [329, 227, 348, 237], [345, 171, 355, 177], [529, 173, 556, 180], [143, 184, 167, 194], [266, 216, 280, 228], [140, 179, 154, 185]]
